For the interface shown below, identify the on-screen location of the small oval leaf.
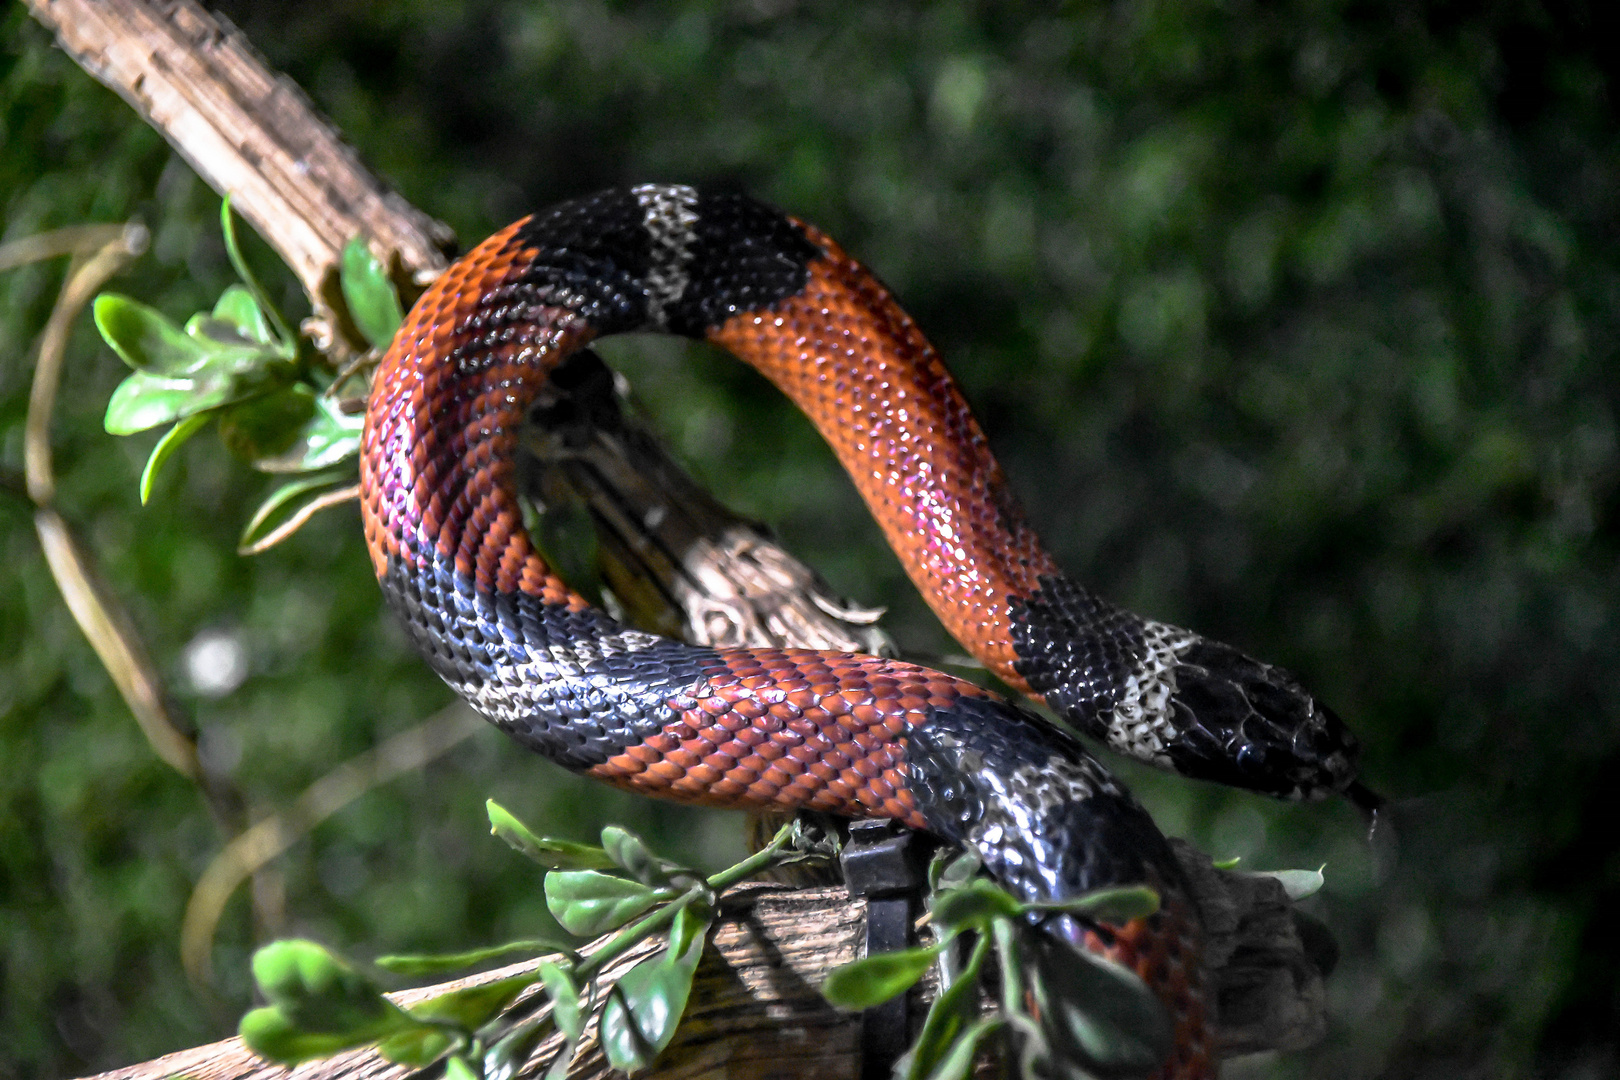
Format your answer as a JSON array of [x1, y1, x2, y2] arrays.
[[275, 394, 364, 472], [666, 900, 712, 963], [94, 293, 210, 374], [1021, 885, 1160, 925], [598, 936, 705, 1073], [538, 961, 585, 1042], [487, 800, 615, 870], [916, 1016, 1004, 1080], [931, 879, 1023, 933], [1031, 933, 1173, 1079], [212, 284, 278, 346], [341, 235, 404, 350], [930, 849, 982, 892], [251, 940, 392, 1026], [545, 871, 662, 937], [902, 933, 989, 1080], [407, 974, 534, 1030], [602, 825, 694, 887], [486, 1015, 554, 1080], [599, 980, 655, 1074], [104, 371, 207, 435], [218, 385, 317, 465], [239, 1006, 392, 1066], [139, 413, 211, 504], [375, 938, 575, 976], [238, 469, 355, 553], [821, 943, 944, 1010], [376, 1027, 453, 1068], [1254, 866, 1326, 901]]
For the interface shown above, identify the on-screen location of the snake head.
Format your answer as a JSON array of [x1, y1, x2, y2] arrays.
[[1156, 636, 1362, 801]]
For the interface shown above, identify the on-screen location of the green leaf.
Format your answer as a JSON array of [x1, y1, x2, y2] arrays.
[[903, 932, 989, 1080], [1254, 866, 1326, 901], [487, 800, 615, 870], [538, 961, 585, 1042], [1029, 933, 1173, 1080], [211, 284, 278, 346], [221, 196, 294, 347], [184, 314, 281, 363], [544, 1040, 580, 1080], [219, 385, 362, 473], [376, 939, 576, 976], [1211, 856, 1242, 870], [820, 942, 944, 1010], [250, 940, 410, 1031], [139, 414, 210, 504], [598, 918, 706, 1074], [545, 870, 663, 937], [598, 982, 655, 1073], [445, 1053, 481, 1080], [218, 384, 317, 464], [930, 879, 1023, 934], [930, 849, 982, 892], [238, 469, 355, 552], [288, 393, 365, 471], [665, 900, 712, 963], [602, 825, 696, 887], [240, 941, 421, 1064], [1020, 885, 1160, 924], [914, 1016, 1004, 1080], [376, 1026, 454, 1068], [104, 353, 289, 435], [240, 1006, 408, 1066], [341, 235, 405, 350], [407, 975, 534, 1030], [104, 370, 211, 435], [485, 1016, 553, 1080], [94, 293, 211, 373]]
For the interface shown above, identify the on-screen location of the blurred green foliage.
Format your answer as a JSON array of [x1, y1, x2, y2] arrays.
[[2, 2, 1616, 1078]]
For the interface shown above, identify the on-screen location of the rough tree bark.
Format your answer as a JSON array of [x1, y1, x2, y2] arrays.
[[25, 2, 1335, 1078]]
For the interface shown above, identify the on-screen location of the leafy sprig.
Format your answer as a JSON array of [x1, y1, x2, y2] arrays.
[[94, 198, 401, 550], [822, 850, 1172, 1080], [240, 803, 1330, 1079], [240, 802, 818, 1079]]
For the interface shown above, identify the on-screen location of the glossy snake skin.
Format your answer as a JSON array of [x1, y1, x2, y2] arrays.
[[361, 185, 1365, 1078]]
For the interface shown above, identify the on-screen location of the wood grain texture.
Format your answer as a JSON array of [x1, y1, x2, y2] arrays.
[[25, 0, 454, 346]]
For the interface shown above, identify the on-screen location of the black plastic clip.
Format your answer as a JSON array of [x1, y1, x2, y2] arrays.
[[841, 819, 925, 1080]]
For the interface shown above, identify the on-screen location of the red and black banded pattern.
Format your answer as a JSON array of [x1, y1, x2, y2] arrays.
[[361, 184, 1359, 1078]]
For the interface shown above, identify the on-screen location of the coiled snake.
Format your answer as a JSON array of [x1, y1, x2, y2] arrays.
[[360, 185, 1370, 1079]]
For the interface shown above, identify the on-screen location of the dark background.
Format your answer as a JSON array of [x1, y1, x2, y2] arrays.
[[3, 2, 1617, 1077]]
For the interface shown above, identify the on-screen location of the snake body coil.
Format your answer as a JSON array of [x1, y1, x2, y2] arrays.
[[362, 185, 1365, 1079]]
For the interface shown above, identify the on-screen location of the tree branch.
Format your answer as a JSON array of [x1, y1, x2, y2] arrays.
[[79, 848, 1328, 1080]]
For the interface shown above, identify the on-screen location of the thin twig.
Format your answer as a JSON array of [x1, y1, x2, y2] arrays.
[[23, 223, 148, 503], [236, 482, 361, 555], [0, 222, 133, 273], [14, 224, 212, 781], [32, 511, 202, 778]]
